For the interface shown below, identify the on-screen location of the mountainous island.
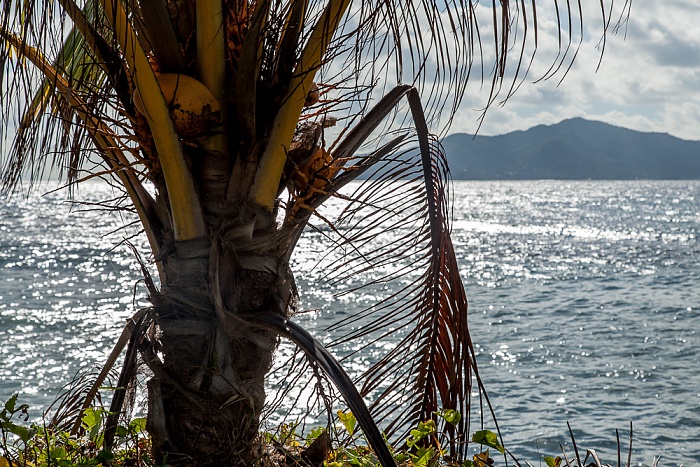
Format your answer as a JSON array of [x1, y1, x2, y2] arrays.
[[442, 118, 700, 180]]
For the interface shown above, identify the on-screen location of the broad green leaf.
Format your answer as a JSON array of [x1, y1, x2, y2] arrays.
[[435, 409, 461, 425], [337, 409, 357, 436], [82, 407, 100, 429], [471, 430, 505, 454], [413, 419, 437, 437], [82, 407, 104, 441], [4, 394, 17, 413], [51, 446, 68, 460], [411, 447, 435, 466], [545, 455, 563, 467], [129, 417, 147, 434], [4, 421, 36, 442], [407, 419, 437, 448]]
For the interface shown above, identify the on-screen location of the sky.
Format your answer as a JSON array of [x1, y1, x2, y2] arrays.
[[447, 2, 700, 141], [2, 1, 698, 154]]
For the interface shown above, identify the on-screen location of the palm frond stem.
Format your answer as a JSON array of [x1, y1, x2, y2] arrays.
[[100, 0, 206, 241], [196, 0, 227, 155], [250, 0, 353, 209], [69, 308, 150, 436], [242, 312, 397, 467], [228, 0, 270, 159]]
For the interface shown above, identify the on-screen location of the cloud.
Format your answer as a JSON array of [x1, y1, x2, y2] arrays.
[[446, 3, 700, 142]]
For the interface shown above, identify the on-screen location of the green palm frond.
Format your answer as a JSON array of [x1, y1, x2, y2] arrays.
[[57, 0, 135, 114], [11, 28, 110, 187], [0, 0, 132, 191]]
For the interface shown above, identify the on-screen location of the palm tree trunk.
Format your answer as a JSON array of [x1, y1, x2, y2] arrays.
[[141, 215, 295, 465]]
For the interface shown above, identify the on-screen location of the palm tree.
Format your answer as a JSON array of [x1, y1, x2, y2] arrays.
[[0, 0, 629, 465]]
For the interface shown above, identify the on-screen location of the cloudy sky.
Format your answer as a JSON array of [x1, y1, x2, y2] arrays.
[[1, 2, 696, 147], [447, 2, 700, 141]]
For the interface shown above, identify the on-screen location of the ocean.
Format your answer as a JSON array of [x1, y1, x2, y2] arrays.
[[1, 180, 698, 465]]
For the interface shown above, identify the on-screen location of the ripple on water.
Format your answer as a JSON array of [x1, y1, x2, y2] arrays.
[[2, 180, 700, 465], [1, 182, 152, 409]]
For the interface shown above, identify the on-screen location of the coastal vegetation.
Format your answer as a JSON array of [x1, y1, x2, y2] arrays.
[[2, 395, 637, 467], [0, 0, 630, 465]]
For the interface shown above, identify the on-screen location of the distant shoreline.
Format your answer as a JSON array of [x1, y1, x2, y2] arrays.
[[442, 118, 700, 181]]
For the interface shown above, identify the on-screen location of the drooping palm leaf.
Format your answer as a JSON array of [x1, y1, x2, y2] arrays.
[[0, 0, 134, 190], [8, 23, 111, 189], [46, 367, 119, 432], [276, 88, 481, 458], [265, 86, 484, 461], [243, 312, 397, 466]]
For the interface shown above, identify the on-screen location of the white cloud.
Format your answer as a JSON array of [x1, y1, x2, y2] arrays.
[[447, 3, 700, 142]]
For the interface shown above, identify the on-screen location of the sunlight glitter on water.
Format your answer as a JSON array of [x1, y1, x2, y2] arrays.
[[2, 180, 700, 465], [1, 182, 152, 408]]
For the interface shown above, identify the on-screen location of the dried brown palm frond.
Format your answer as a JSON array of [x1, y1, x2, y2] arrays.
[[46, 366, 118, 432], [257, 86, 492, 462]]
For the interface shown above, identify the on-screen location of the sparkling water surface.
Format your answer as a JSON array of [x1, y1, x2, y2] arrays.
[[1, 180, 699, 465]]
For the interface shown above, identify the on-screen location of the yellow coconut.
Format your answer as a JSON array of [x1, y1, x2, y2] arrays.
[[133, 73, 220, 138]]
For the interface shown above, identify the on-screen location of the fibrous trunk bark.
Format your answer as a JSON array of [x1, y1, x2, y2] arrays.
[[142, 218, 296, 465]]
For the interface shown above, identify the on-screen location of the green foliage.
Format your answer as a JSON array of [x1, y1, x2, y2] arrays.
[[337, 410, 357, 437], [1, 394, 35, 444], [471, 430, 505, 454], [544, 456, 562, 467], [0, 395, 154, 467], [331, 409, 468, 467], [4, 397, 623, 467], [406, 420, 437, 449], [82, 407, 107, 448], [434, 409, 461, 426]]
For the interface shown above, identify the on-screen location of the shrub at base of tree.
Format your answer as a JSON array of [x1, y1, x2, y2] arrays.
[[0, 395, 642, 467]]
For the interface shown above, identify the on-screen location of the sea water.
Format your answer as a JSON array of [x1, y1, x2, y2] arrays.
[[1, 180, 698, 465]]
